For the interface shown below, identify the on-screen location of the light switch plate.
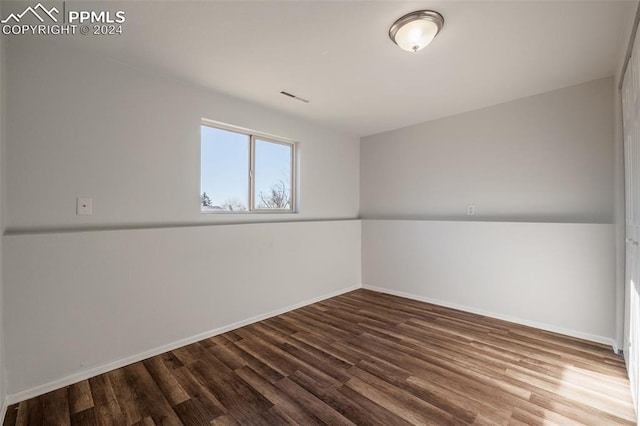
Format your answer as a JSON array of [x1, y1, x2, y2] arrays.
[[77, 197, 93, 215], [466, 204, 476, 216]]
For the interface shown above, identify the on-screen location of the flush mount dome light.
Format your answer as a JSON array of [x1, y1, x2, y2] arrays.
[[389, 10, 444, 52]]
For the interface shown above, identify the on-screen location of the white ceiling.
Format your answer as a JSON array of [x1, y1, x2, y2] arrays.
[[61, 1, 631, 137]]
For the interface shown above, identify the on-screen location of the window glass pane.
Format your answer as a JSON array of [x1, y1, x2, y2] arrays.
[[201, 126, 249, 212], [254, 139, 292, 210]]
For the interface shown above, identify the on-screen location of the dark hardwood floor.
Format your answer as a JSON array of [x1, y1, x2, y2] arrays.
[[3, 289, 636, 425]]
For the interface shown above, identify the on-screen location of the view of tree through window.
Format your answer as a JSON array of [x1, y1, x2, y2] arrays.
[[255, 139, 292, 209], [201, 123, 295, 213]]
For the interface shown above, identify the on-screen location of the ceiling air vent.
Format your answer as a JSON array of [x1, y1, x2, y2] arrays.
[[280, 91, 309, 103]]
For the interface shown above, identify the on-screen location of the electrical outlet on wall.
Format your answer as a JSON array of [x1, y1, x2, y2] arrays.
[[467, 204, 476, 216], [77, 197, 93, 215]]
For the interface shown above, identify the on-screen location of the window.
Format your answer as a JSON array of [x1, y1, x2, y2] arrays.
[[200, 120, 296, 213]]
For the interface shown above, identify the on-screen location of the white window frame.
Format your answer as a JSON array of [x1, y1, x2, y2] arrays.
[[201, 119, 297, 214]]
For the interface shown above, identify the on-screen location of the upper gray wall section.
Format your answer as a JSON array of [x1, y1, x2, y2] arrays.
[[5, 37, 360, 232], [360, 78, 614, 223]]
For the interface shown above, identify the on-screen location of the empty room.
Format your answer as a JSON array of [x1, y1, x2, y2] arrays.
[[0, 0, 639, 424]]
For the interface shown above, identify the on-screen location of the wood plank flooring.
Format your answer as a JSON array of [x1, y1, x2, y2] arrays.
[[3, 289, 636, 425]]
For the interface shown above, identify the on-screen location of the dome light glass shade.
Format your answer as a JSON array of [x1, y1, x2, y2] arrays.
[[389, 11, 444, 52]]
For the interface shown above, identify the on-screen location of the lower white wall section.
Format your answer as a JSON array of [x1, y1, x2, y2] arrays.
[[2, 218, 617, 400], [362, 220, 616, 347], [3, 220, 361, 400]]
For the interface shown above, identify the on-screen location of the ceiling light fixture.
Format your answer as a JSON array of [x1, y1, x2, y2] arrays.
[[389, 10, 444, 53]]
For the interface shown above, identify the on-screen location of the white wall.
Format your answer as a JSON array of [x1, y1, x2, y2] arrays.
[[361, 78, 614, 223], [5, 220, 361, 399], [6, 37, 359, 231], [3, 36, 361, 400], [359, 78, 619, 349], [362, 220, 616, 344]]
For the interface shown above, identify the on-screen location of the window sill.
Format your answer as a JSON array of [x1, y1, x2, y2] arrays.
[[200, 210, 298, 215]]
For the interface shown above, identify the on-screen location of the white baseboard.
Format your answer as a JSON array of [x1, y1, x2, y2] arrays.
[[6, 284, 361, 405], [6, 282, 617, 405], [613, 340, 622, 355], [1, 396, 8, 424], [362, 284, 617, 350]]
